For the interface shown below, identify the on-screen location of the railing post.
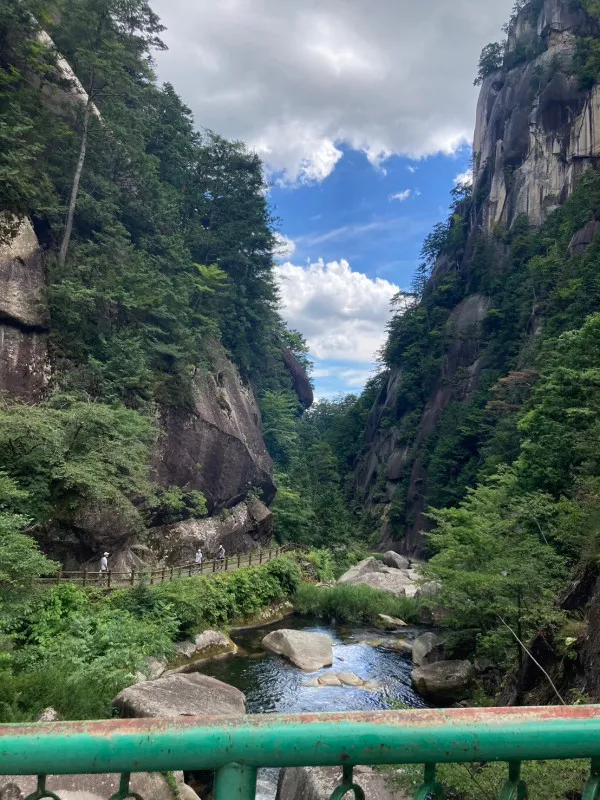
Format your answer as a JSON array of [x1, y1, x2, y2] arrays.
[[259, 550, 263, 564], [200, 560, 204, 573], [150, 570, 154, 585], [162, 568, 166, 584], [107, 570, 112, 589], [238, 554, 241, 568], [225, 556, 229, 572], [82, 568, 87, 587], [249, 552, 252, 565], [214, 762, 257, 800], [170, 567, 174, 581], [212, 559, 216, 573], [130, 569, 135, 586], [189, 563, 193, 577]]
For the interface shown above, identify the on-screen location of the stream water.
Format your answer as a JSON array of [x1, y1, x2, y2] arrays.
[[200, 614, 428, 798]]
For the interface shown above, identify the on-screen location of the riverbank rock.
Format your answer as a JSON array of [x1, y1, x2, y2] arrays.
[[383, 638, 413, 656], [412, 633, 445, 667], [337, 557, 416, 596], [262, 629, 333, 672], [383, 551, 409, 570], [231, 601, 294, 631], [113, 673, 246, 717], [174, 631, 237, 665], [411, 660, 475, 705], [0, 772, 197, 800], [277, 766, 402, 800], [337, 557, 385, 583], [376, 614, 408, 630]]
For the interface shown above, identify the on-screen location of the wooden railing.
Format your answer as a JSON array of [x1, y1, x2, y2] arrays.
[[39, 546, 292, 589]]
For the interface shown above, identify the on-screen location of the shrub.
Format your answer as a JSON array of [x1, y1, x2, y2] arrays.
[[293, 583, 419, 626]]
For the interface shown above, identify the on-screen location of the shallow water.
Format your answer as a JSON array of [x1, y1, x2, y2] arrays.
[[202, 614, 428, 713], [200, 615, 428, 799]]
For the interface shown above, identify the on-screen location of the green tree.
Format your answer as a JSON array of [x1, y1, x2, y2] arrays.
[[474, 42, 505, 85]]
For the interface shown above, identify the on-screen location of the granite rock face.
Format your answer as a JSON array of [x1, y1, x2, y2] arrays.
[[153, 343, 275, 514], [0, 218, 49, 400]]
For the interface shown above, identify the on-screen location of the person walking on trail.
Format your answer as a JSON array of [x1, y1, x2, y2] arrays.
[[100, 552, 109, 584], [195, 547, 204, 567], [217, 544, 225, 569]]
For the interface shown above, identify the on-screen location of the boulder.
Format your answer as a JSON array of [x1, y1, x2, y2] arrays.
[[415, 581, 442, 599], [376, 614, 408, 630], [113, 672, 246, 718], [337, 557, 385, 584], [0, 772, 196, 800], [412, 633, 445, 667], [411, 660, 475, 705], [35, 707, 59, 722], [382, 551, 409, 570], [277, 766, 402, 800], [317, 673, 342, 687], [174, 631, 236, 665], [343, 570, 413, 597], [150, 496, 272, 565], [262, 629, 333, 672], [337, 672, 365, 687], [385, 638, 413, 656], [144, 657, 168, 680]]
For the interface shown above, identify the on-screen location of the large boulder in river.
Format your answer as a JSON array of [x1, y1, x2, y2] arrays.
[[262, 629, 333, 672], [337, 557, 385, 583], [113, 672, 246, 717], [411, 660, 475, 705], [277, 766, 400, 800], [383, 551, 409, 570], [412, 633, 445, 667]]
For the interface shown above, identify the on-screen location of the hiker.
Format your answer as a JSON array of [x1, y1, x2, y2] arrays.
[[100, 552, 109, 584], [217, 544, 225, 569], [195, 547, 204, 567]]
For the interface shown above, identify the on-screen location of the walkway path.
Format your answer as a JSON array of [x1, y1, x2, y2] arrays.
[[40, 546, 293, 589]]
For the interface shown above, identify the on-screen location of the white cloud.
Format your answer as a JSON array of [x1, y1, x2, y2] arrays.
[[151, 0, 515, 184], [455, 168, 474, 186], [390, 190, 412, 202], [275, 258, 405, 362], [407, 165, 418, 174], [273, 233, 296, 261]]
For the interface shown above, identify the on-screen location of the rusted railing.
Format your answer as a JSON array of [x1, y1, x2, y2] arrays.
[[40, 546, 291, 589], [2, 707, 600, 799]]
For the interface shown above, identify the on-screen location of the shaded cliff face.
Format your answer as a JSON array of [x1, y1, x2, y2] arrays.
[[356, 0, 600, 556], [356, 295, 491, 555], [154, 343, 275, 514], [0, 218, 49, 400]]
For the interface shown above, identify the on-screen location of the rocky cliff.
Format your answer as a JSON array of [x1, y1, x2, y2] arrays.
[[473, 0, 600, 231], [0, 217, 49, 401], [356, 0, 600, 556]]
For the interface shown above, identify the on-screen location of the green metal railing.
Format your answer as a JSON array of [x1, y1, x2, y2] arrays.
[[3, 707, 600, 800]]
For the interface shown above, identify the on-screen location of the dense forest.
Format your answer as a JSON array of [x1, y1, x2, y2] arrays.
[[4, 0, 600, 743]]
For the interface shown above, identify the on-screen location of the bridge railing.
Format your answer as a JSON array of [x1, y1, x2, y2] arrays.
[[39, 546, 290, 588], [2, 707, 600, 800]]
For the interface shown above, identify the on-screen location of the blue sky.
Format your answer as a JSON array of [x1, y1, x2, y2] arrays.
[[271, 146, 472, 398], [150, 0, 514, 397]]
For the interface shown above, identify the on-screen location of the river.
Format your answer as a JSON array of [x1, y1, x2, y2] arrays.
[[200, 614, 428, 798]]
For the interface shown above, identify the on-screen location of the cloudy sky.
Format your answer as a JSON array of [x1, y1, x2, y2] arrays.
[[151, 0, 514, 398]]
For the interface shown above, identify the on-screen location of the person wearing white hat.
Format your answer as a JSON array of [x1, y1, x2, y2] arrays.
[[100, 552, 109, 584]]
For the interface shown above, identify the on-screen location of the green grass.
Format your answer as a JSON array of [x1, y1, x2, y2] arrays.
[[293, 582, 419, 626]]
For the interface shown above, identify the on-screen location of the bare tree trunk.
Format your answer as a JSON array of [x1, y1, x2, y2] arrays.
[[58, 99, 91, 268]]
